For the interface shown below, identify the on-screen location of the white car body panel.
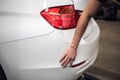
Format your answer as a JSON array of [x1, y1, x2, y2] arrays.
[[0, 0, 100, 80], [0, 0, 89, 43]]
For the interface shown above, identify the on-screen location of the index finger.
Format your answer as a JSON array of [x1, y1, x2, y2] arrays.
[[60, 54, 66, 62]]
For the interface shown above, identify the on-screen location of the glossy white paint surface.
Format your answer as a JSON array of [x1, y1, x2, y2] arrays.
[[0, 0, 100, 80]]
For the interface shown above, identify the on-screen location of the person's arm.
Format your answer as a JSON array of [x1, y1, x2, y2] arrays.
[[60, 0, 101, 68]]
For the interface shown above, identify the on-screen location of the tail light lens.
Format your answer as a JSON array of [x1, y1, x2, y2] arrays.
[[40, 5, 81, 30]]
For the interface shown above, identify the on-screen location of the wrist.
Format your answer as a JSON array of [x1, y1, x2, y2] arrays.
[[70, 43, 77, 50]]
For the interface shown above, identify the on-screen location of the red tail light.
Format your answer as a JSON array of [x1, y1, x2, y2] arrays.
[[40, 5, 81, 30]]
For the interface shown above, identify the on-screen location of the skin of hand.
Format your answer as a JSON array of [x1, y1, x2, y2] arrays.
[[60, 45, 77, 68], [60, 0, 101, 68]]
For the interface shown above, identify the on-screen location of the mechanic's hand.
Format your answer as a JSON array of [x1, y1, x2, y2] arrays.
[[60, 46, 77, 68]]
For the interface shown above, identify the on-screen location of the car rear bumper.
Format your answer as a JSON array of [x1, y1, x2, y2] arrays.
[[17, 48, 98, 80]]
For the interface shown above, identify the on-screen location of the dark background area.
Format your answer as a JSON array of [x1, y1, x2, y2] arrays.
[[95, 0, 120, 21]]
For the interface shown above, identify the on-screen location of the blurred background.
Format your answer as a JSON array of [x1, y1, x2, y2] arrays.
[[84, 0, 120, 80], [94, 0, 120, 21]]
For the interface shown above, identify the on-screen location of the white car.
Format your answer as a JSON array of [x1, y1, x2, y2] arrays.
[[0, 0, 100, 80]]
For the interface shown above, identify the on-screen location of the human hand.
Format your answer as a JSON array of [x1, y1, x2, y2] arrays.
[[60, 46, 77, 68]]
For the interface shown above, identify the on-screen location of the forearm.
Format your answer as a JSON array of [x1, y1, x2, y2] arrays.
[[71, 0, 101, 49], [71, 12, 90, 49]]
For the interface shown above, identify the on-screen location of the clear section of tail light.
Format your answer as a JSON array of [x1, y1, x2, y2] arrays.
[[40, 5, 81, 30]]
